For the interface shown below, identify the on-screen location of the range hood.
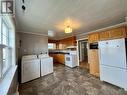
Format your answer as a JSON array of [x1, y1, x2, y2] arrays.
[[66, 46, 77, 49]]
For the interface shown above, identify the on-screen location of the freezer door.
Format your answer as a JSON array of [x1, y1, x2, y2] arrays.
[[100, 65, 127, 90], [99, 38, 127, 69]]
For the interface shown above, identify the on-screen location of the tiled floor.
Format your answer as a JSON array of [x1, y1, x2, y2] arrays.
[[79, 61, 89, 70], [19, 64, 127, 95]]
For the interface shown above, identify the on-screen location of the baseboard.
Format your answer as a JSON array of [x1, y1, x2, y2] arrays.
[[13, 92, 19, 95], [13, 85, 19, 95]]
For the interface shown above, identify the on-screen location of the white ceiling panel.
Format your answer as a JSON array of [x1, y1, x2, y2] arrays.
[[15, 0, 127, 39]]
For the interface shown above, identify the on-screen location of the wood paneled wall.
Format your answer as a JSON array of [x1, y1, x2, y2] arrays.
[[88, 26, 127, 43], [48, 36, 76, 49], [88, 50, 99, 77], [18, 33, 48, 58], [48, 39, 58, 43], [50, 54, 65, 64], [88, 26, 127, 77]]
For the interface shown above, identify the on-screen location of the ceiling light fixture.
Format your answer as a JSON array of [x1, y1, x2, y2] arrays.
[[65, 26, 72, 33]]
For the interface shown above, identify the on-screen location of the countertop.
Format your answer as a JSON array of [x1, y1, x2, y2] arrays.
[[49, 52, 69, 55]]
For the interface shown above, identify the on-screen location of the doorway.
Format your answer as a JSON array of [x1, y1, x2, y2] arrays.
[[78, 39, 89, 70]]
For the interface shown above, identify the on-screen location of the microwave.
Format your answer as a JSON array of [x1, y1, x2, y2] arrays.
[[89, 42, 98, 49]]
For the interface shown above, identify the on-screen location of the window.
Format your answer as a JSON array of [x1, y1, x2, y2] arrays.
[[48, 43, 56, 49], [2, 21, 9, 46], [0, 17, 12, 78]]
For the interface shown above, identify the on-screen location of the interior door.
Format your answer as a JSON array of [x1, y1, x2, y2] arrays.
[[99, 38, 127, 69]]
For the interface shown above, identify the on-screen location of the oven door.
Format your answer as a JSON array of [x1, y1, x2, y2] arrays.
[[65, 55, 72, 66]]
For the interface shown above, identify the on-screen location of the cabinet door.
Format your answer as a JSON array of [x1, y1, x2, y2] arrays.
[[88, 33, 99, 43], [126, 26, 127, 36], [99, 31, 110, 40], [110, 27, 126, 39], [58, 54, 65, 64], [88, 50, 99, 77], [56, 54, 63, 64], [54, 54, 58, 63]]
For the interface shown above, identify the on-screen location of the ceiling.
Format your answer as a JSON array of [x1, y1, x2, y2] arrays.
[[15, 0, 127, 39]]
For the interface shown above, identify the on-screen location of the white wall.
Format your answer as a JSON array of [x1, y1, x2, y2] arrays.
[[17, 32, 48, 58]]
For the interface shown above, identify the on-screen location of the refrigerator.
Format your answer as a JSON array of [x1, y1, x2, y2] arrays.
[[99, 38, 127, 90]]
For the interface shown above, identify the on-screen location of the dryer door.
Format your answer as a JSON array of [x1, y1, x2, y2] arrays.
[[21, 59, 40, 83]]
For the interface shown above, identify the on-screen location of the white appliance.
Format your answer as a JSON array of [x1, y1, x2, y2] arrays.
[[38, 54, 53, 76], [99, 38, 127, 90], [66, 46, 77, 49], [65, 51, 78, 68], [21, 55, 40, 83]]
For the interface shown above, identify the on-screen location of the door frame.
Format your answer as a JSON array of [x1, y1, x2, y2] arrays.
[[76, 38, 88, 66]]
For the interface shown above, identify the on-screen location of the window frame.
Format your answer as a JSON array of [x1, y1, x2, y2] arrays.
[[48, 43, 56, 49], [1, 18, 9, 46], [0, 18, 12, 79]]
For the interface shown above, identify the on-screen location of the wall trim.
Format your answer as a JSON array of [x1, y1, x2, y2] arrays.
[[76, 38, 88, 41], [56, 35, 75, 40], [77, 22, 127, 37], [13, 85, 19, 95], [17, 31, 48, 37], [17, 22, 127, 39]]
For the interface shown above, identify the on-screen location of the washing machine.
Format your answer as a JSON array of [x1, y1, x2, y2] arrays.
[[38, 54, 53, 76], [21, 55, 40, 83]]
